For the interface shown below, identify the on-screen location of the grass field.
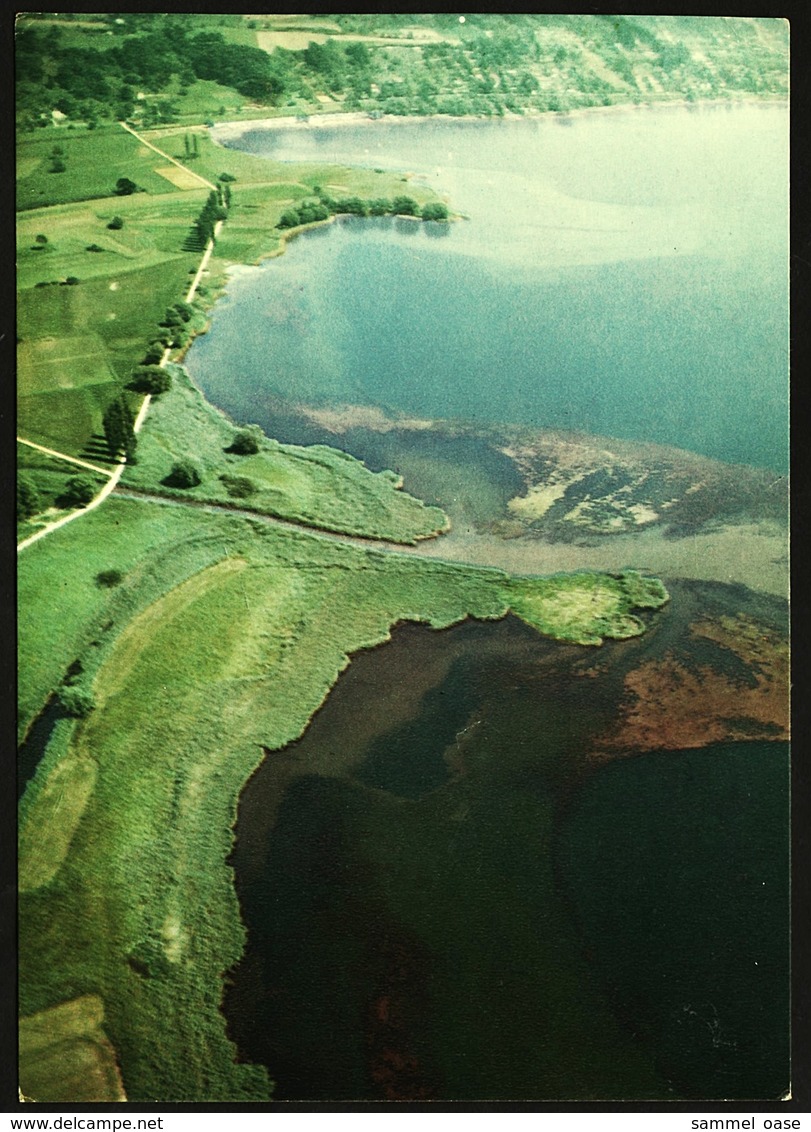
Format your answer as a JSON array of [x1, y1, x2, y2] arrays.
[[16, 126, 189, 211], [122, 366, 449, 543], [19, 995, 126, 1103]]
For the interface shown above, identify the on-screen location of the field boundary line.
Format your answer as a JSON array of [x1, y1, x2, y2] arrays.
[[118, 121, 218, 191], [17, 396, 152, 554], [16, 436, 115, 477], [18, 124, 225, 553]]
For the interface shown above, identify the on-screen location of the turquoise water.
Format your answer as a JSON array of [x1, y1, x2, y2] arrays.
[[193, 104, 788, 472]]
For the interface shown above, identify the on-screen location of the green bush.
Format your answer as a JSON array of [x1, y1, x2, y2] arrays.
[[164, 459, 202, 489], [278, 210, 302, 230], [61, 476, 97, 507], [107, 216, 125, 230], [58, 685, 96, 718], [228, 426, 263, 455], [421, 201, 449, 221], [115, 177, 138, 196], [128, 366, 172, 395], [392, 195, 419, 216], [220, 475, 258, 499], [142, 342, 166, 365], [333, 196, 367, 216], [17, 474, 41, 520], [96, 569, 124, 588]]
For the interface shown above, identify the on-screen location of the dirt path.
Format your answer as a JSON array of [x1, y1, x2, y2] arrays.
[[17, 395, 152, 554], [18, 120, 226, 556], [17, 436, 115, 477], [118, 120, 218, 191]]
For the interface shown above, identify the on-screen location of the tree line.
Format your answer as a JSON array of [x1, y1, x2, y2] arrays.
[[16, 14, 788, 131], [277, 191, 448, 230]]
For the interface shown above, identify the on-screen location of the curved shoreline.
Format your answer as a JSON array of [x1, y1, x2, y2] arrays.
[[210, 94, 784, 145]]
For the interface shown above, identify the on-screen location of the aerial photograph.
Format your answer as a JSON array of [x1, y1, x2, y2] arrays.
[[16, 12, 789, 1105]]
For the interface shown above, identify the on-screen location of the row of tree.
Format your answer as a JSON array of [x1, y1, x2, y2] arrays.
[[277, 192, 448, 230], [194, 186, 228, 247]]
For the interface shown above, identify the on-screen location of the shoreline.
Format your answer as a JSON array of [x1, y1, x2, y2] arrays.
[[210, 94, 783, 144]]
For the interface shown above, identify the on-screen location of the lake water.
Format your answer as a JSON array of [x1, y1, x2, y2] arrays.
[[196, 104, 788, 473], [225, 607, 790, 1100]]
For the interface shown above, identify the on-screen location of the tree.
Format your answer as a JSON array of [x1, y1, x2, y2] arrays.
[[164, 459, 202, 488], [421, 201, 449, 221], [114, 176, 138, 195], [228, 425, 263, 455], [49, 158, 66, 173], [35, 233, 48, 245], [107, 215, 124, 230], [58, 685, 96, 718], [96, 569, 124, 587], [278, 209, 301, 230], [333, 196, 367, 216], [17, 475, 41, 520], [142, 341, 165, 365], [392, 195, 419, 216], [61, 475, 96, 507], [102, 396, 137, 461], [128, 365, 172, 395]]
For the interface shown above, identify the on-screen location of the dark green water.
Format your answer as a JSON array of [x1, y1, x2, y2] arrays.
[[196, 105, 788, 473], [557, 740, 791, 1100], [224, 615, 790, 1101]]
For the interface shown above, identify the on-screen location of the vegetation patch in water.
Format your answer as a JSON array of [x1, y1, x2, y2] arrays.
[[507, 569, 668, 645]]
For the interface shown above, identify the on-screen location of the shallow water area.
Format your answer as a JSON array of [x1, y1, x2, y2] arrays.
[[198, 104, 788, 472]]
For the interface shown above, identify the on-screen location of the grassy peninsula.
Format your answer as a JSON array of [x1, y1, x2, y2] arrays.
[[18, 495, 667, 1101], [15, 11, 785, 1103]]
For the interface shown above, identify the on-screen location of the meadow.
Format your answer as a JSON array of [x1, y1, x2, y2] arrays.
[[121, 366, 449, 543]]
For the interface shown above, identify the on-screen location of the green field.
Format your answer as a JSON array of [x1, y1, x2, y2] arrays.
[[121, 366, 449, 543], [16, 126, 190, 211]]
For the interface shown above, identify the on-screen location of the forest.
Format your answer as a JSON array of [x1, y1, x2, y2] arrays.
[[16, 12, 788, 131]]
